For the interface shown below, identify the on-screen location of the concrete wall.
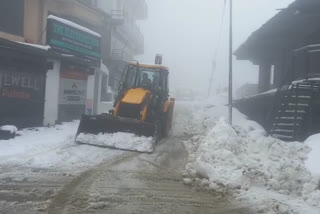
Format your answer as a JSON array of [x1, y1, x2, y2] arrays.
[[86, 66, 113, 115], [24, 0, 43, 44], [43, 60, 61, 126], [0, 32, 24, 42], [97, 65, 113, 114]]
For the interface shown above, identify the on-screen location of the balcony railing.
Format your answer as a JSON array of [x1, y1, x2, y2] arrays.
[[111, 49, 124, 61], [116, 23, 144, 55], [111, 10, 125, 25], [132, 0, 148, 20]]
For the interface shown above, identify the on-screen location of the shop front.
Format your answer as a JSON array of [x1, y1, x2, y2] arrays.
[[58, 62, 89, 122], [0, 39, 47, 128], [45, 15, 102, 123]]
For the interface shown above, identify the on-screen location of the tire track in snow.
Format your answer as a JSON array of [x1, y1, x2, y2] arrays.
[[47, 152, 137, 214], [48, 137, 254, 214]]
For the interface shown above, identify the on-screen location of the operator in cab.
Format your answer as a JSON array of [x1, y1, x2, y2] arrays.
[[141, 73, 152, 88]]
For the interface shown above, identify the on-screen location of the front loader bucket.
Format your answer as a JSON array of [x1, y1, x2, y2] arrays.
[[76, 114, 156, 137], [75, 114, 157, 152]]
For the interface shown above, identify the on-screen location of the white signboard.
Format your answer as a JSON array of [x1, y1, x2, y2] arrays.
[[59, 78, 87, 105]]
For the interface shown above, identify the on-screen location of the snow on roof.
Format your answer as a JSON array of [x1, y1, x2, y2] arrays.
[[0, 125, 17, 134], [17, 42, 50, 50], [47, 15, 101, 38]]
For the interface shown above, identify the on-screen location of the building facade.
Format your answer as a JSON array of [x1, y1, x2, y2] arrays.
[[97, 0, 147, 91], [0, 0, 147, 128]]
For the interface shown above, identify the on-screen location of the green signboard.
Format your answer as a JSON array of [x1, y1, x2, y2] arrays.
[[47, 16, 101, 64]]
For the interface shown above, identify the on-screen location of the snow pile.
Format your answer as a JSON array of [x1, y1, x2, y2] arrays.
[[0, 125, 17, 134], [76, 132, 154, 153], [186, 119, 313, 194], [305, 134, 320, 177], [0, 121, 122, 171], [181, 95, 320, 212], [172, 96, 265, 138]]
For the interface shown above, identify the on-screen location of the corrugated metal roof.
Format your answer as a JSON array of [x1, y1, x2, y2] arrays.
[[235, 0, 320, 64]]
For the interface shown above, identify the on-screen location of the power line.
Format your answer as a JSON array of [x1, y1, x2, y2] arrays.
[[208, 0, 227, 97]]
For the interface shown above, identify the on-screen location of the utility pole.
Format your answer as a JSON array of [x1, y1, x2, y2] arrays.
[[228, 0, 233, 125]]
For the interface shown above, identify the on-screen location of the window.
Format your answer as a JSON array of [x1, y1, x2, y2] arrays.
[[0, 0, 24, 36], [123, 65, 138, 89], [138, 69, 161, 90]]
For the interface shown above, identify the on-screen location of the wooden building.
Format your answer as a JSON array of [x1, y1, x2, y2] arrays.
[[235, 0, 320, 93], [234, 0, 320, 141]]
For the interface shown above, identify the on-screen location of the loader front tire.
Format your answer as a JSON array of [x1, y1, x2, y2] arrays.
[[163, 107, 173, 137]]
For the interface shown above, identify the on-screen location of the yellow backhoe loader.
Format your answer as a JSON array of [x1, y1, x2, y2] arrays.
[[75, 55, 175, 152]]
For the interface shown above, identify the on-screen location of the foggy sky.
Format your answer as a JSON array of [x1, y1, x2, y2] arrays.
[[137, 0, 294, 95]]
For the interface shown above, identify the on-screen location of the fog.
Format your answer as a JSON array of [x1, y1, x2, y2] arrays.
[[137, 0, 294, 95]]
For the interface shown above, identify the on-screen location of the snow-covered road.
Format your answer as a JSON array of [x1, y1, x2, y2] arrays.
[[0, 133, 252, 214], [47, 137, 253, 214], [0, 121, 123, 172], [1, 97, 320, 214], [0, 121, 124, 214]]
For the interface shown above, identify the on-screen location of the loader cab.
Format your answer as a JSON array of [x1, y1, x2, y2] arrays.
[[120, 63, 169, 96]]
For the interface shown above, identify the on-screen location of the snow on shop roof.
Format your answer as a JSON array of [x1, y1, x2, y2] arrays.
[[47, 15, 101, 38], [17, 42, 50, 50]]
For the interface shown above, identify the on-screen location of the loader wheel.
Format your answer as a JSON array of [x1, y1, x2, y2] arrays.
[[163, 107, 173, 137]]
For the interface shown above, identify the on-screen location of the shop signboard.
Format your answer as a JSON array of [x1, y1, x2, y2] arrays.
[[0, 69, 44, 101], [59, 71, 88, 105], [47, 16, 101, 64]]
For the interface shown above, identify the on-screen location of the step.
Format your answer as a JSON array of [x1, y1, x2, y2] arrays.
[[291, 87, 320, 92], [274, 117, 303, 124], [281, 98, 311, 105], [271, 134, 294, 141], [281, 103, 310, 107], [283, 95, 311, 99], [271, 129, 294, 134], [293, 83, 320, 87], [273, 123, 300, 127], [276, 113, 306, 119], [275, 116, 303, 120], [292, 82, 320, 86], [278, 105, 309, 111]]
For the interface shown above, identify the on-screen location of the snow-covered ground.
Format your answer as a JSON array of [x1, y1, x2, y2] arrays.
[[177, 94, 320, 214], [1, 95, 320, 213], [0, 121, 123, 172], [305, 134, 320, 177]]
